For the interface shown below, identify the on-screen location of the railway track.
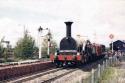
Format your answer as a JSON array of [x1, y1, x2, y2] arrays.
[[26, 68, 78, 83], [49, 59, 105, 83], [2, 64, 79, 83], [4, 68, 62, 83], [3, 58, 105, 83], [41, 69, 77, 83]]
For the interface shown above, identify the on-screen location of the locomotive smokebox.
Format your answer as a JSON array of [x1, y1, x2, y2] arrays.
[[65, 21, 73, 37]]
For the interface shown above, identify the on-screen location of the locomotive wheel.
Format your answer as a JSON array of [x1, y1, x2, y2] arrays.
[[55, 61, 59, 67], [55, 61, 62, 68], [56, 63, 59, 68]]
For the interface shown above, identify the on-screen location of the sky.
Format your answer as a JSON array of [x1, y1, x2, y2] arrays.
[[0, 0, 125, 47]]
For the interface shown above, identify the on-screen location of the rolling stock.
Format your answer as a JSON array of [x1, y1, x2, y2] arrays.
[[50, 21, 105, 67]]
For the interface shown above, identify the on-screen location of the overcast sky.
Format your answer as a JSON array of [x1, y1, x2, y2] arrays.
[[0, 0, 125, 47]]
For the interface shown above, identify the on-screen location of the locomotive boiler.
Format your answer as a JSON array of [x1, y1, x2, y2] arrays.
[[50, 21, 105, 67]]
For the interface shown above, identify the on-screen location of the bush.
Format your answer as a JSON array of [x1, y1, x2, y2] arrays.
[[14, 30, 37, 59]]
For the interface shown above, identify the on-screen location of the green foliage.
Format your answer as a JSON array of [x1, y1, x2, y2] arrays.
[[42, 38, 57, 58], [105, 47, 110, 51], [99, 67, 115, 82], [3, 48, 8, 61], [41, 32, 57, 58], [0, 43, 4, 57], [14, 30, 36, 59]]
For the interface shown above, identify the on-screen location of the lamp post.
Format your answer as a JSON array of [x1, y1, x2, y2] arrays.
[[38, 26, 48, 59]]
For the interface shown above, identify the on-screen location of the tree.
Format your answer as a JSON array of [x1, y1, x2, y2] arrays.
[[14, 30, 36, 59]]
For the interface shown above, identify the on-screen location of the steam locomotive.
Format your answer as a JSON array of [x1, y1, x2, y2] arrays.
[[50, 21, 105, 67]]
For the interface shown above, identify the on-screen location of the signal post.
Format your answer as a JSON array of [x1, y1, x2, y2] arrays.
[[109, 34, 114, 53]]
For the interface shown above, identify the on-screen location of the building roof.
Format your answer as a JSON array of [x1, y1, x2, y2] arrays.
[[110, 40, 125, 51]]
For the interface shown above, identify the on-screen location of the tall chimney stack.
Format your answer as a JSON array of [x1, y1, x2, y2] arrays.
[[64, 21, 73, 37]]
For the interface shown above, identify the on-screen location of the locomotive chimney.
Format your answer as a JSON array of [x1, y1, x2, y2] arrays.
[[64, 21, 73, 37]]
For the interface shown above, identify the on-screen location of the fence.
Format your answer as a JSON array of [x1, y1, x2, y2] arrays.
[[81, 56, 119, 83]]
